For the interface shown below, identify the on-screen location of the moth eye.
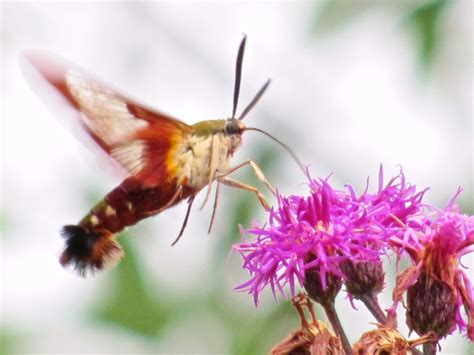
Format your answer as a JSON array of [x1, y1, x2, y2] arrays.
[[226, 120, 242, 135]]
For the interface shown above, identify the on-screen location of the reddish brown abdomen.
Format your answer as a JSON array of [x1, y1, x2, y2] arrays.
[[80, 177, 190, 234], [59, 177, 193, 275]]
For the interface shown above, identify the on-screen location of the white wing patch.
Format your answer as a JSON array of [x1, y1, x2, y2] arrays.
[[110, 140, 148, 175], [65, 70, 149, 146]]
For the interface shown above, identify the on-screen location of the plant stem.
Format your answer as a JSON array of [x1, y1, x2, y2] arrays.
[[323, 301, 352, 355], [423, 342, 437, 355], [360, 294, 387, 324]]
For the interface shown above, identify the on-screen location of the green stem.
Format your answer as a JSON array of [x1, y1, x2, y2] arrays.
[[322, 302, 352, 355]]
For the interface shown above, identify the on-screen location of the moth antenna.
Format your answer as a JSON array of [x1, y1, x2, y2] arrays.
[[238, 79, 271, 120], [232, 35, 246, 118], [245, 127, 305, 173]]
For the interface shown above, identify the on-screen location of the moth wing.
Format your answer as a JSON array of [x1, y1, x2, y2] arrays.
[[22, 51, 192, 187]]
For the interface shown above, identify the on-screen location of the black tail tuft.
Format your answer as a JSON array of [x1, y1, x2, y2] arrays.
[[59, 225, 123, 277]]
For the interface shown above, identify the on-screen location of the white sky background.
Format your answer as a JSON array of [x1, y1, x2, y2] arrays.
[[1, 1, 473, 353]]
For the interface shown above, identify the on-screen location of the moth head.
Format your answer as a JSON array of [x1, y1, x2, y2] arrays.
[[225, 118, 245, 135]]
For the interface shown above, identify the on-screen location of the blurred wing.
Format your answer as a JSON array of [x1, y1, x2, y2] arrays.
[[23, 51, 192, 187]]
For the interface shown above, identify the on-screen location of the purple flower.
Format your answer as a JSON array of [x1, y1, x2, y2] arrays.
[[234, 166, 426, 305], [389, 188, 474, 340]]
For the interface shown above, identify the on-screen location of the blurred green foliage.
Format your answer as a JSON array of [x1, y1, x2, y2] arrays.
[[310, 0, 371, 34], [0, 328, 12, 355], [311, 0, 451, 73], [0, 327, 24, 355], [0, 212, 11, 236], [93, 234, 173, 337], [407, 0, 448, 71]]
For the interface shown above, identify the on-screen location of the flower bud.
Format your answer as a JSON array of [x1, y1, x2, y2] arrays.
[[303, 267, 342, 306], [341, 260, 384, 299], [406, 272, 457, 338]]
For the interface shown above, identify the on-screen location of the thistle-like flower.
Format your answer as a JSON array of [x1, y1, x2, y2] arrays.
[[341, 167, 427, 322], [389, 188, 474, 341], [234, 167, 425, 306]]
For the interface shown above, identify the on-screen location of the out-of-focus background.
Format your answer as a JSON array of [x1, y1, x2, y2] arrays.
[[1, 1, 472, 354]]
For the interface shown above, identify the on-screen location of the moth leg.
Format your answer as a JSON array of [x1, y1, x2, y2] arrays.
[[218, 160, 276, 196], [219, 176, 271, 210], [171, 196, 195, 246], [207, 180, 221, 234], [143, 186, 183, 217], [200, 135, 220, 211]]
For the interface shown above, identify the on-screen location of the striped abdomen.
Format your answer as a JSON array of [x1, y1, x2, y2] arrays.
[[60, 177, 192, 276]]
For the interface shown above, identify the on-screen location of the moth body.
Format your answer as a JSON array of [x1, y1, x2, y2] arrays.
[[23, 36, 280, 276]]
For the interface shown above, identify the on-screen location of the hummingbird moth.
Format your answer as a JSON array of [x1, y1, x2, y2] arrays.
[[24, 36, 303, 276]]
